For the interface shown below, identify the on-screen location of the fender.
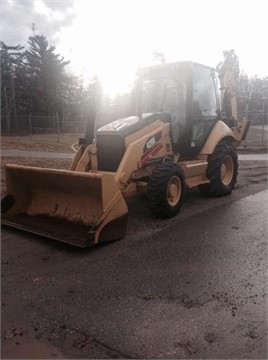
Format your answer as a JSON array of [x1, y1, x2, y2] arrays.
[[199, 120, 236, 155]]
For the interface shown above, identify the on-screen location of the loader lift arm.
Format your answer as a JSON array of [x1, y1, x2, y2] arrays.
[[216, 49, 239, 123], [216, 49, 250, 142]]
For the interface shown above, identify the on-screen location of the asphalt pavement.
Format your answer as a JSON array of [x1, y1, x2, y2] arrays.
[[1, 189, 267, 359], [1, 144, 267, 359]]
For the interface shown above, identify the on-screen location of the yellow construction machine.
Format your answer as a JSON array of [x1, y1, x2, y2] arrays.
[[1, 51, 249, 247]]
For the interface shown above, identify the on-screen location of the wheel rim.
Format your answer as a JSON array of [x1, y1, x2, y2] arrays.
[[167, 176, 181, 206], [221, 155, 234, 185]]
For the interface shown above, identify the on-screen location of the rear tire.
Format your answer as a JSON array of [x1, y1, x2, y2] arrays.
[[199, 142, 238, 197], [148, 163, 186, 218]]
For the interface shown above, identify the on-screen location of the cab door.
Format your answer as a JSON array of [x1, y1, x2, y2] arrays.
[[190, 64, 221, 153]]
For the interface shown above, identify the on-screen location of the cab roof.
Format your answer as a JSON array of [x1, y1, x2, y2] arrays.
[[139, 61, 215, 76]]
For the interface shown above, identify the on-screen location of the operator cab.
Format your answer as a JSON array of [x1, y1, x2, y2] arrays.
[[138, 61, 221, 158]]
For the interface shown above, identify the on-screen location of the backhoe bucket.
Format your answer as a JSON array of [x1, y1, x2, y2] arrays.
[[1, 165, 128, 247]]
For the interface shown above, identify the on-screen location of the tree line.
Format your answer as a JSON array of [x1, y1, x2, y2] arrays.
[[1, 35, 268, 132], [1, 35, 99, 129]]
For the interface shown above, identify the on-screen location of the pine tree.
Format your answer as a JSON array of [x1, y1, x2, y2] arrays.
[[25, 35, 70, 115]]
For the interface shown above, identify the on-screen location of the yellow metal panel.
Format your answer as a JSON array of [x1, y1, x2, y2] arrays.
[[199, 120, 236, 155], [2, 164, 128, 245]]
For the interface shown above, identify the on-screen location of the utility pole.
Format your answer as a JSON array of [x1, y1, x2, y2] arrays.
[[4, 87, 10, 135], [262, 80, 268, 144], [10, 74, 17, 127], [32, 23, 37, 36]]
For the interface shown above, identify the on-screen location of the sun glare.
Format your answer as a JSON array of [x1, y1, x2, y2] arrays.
[[57, 0, 268, 97], [58, 1, 157, 96]]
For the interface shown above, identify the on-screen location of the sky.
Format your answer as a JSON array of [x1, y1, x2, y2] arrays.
[[1, 0, 268, 95]]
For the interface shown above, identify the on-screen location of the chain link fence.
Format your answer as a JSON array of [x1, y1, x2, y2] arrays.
[[237, 110, 268, 151], [1, 110, 267, 151], [1, 114, 86, 139]]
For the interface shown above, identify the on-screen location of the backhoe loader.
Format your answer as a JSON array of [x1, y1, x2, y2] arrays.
[[1, 50, 249, 247]]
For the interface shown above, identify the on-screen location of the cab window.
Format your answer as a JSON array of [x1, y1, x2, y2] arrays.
[[191, 65, 218, 148], [192, 65, 217, 118]]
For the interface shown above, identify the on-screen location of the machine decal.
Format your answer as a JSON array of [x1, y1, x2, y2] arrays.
[[141, 142, 163, 166], [143, 132, 162, 152]]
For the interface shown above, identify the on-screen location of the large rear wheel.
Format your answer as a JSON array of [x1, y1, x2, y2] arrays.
[[148, 163, 186, 218], [199, 142, 238, 197]]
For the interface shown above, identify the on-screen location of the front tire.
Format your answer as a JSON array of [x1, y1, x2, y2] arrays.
[[199, 142, 238, 197], [148, 163, 186, 218]]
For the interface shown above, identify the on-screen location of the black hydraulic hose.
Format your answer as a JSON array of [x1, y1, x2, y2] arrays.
[[84, 109, 96, 148]]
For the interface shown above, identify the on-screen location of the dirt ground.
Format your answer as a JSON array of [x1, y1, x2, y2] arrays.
[[1, 133, 82, 153]]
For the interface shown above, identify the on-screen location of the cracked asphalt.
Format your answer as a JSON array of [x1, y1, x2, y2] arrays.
[[1, 159, 267, 359]]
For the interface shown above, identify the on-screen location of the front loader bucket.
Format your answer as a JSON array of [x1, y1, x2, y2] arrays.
[[1, 164, 128, 247]]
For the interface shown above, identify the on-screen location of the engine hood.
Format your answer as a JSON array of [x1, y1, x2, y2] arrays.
[[97, 112, 170, 137]]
